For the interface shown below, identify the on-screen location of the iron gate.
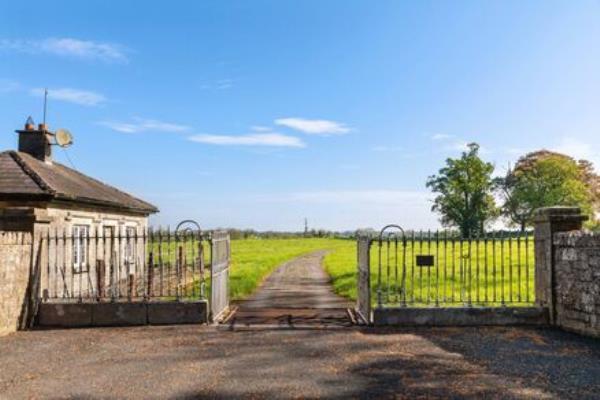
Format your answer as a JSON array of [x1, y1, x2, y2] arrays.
[[210, 230, 230, 321], [357, 225, 535, 319]]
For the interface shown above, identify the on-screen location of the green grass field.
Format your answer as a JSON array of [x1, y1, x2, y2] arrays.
[[228, 238, 348, 299], [149, 235, 535, 306], [323, 237, 535, 306]]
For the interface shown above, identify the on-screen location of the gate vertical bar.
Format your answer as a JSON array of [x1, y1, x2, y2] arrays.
[[210, 230, 230, 321], [356, 235, 372, 324]]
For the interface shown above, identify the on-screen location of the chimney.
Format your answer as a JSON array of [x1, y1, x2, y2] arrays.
[[15, 117, 52, 162]]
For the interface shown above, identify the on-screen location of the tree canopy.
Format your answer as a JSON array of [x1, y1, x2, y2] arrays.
[[426, 143, 497, 237], [496, 150, 598, 231]]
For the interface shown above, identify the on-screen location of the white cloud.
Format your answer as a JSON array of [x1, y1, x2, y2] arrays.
[[99, 118, 190, 133], [216, 79, 233, 90], [251, 126, 272, 132], [442, 141, 489, 155], [199, 78, 234, 90], [552, 137, 595, 161], [0, 79, 20, 93], [0, 38, 128, 63], [30, 87, 106, 106], [275, 117, 350, 135], [431, 133, 454, 140], [444, 141, 470, 152], [189, 133, 305, 148], [371, 145, 404, 152]]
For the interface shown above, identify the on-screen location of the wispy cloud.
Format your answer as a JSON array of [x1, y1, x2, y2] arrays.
[[216, 79, 233, 90], [99, 118, 190, 133], [251, 126, 272, 132], [431, 133, 454, 140], [0, 38, 128, 63], [0, 79, 20, 93], [30, 87, 106, 106], [444, 141, 470, 152], [275, 117, 350, 135], [371, 145, 404, 152], [552, 137, 596, 161], [199, 78, 234, 90], [189, 133, 305, 148]]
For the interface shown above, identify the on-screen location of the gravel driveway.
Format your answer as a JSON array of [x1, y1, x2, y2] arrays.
[[1, 252, 599, 399], [0, 325, 599, 399], [230, 250, 352, 329]]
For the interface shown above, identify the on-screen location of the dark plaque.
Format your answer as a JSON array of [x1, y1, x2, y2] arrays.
[[416, 255, 435, 267]]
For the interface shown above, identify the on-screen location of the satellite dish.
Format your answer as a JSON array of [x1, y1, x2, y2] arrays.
[[55, 128, 74, 148]]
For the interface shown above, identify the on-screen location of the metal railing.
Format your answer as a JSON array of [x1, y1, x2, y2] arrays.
[[372, 227, 534, 307], [40, 228, 211, 303]]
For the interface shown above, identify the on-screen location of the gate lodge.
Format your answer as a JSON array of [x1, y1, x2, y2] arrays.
[[0, 120, 230, 333]]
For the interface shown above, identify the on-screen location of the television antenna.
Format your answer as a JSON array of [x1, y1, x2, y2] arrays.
[[43, 88, 48, 126]]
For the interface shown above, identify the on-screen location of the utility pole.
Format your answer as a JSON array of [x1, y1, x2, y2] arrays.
[[304, 218, 308, 237]]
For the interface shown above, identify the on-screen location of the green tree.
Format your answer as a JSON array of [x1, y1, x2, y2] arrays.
[[426, 143, 497, 238], [496, 150, 595, 231]]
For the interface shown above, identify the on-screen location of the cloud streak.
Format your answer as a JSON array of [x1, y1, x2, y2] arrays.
[[0, 79, 20, 93], [99, 118, 190, 133], [189, 133, 305, 148], [0, 38, 128, 63], [275, 117, 350, 135], [30, 87, 106, 106]]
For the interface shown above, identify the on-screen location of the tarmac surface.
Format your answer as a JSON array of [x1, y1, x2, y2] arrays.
[[1, 251, 599, 399]]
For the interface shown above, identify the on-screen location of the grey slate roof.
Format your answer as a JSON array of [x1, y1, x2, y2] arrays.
[[0, 151, 158, 214]]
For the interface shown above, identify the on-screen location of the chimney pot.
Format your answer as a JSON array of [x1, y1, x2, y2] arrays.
[[16, 119, 52, 162]]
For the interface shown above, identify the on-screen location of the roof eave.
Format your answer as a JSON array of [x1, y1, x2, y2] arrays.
[[53, 194, 159, 215]]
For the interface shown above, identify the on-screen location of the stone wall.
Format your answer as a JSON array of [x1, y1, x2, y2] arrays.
[[553, 231, 600, 338], [0, 232, 32, 337]]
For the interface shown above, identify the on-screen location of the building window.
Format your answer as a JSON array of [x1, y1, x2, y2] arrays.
[[124, 227, 137, 269], [72, 225, 89, 272]]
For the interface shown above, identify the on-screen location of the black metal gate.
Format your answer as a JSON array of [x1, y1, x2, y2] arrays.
[[210, 230, 230, 321], [357, 225, 535, 322]]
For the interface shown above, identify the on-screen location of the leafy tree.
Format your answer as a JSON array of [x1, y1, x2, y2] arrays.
[[426, 143, 497, 238], [496, 150, 596, 231]]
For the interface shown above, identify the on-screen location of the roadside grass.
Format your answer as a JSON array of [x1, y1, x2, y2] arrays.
[[323, 238, 536, 306]]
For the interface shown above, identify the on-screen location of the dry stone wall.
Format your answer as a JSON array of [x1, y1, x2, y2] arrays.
[[553, 231, 600, 338]]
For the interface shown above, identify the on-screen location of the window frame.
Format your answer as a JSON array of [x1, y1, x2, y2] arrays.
[[124, 226, 137, 266], [72, 224, 90, 273]]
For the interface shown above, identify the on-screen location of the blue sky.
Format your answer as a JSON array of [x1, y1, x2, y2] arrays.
[[1, 1, 600, 231]]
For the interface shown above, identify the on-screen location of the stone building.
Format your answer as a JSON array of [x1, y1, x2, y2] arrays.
[[0, 120, 158, 300]]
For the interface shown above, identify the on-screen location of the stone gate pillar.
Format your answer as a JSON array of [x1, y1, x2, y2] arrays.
[[0, 208, 51, 331], [533, 207, 587, 324]]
